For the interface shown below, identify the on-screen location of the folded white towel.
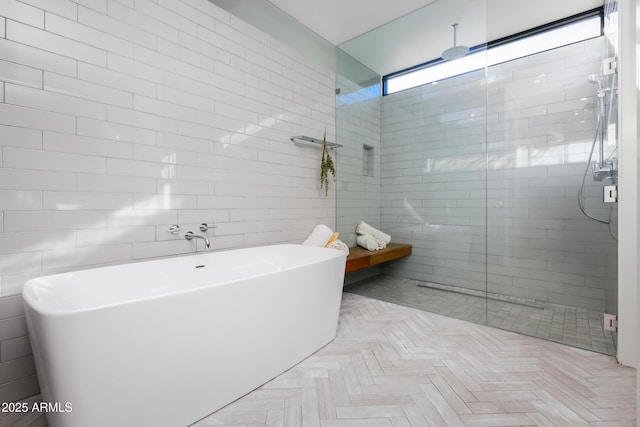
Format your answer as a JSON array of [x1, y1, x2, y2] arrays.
[[356, 234, 385, 251], [302, 224, 335, 247], [329, 239, 349, 255], [356, 221, 391, 245]]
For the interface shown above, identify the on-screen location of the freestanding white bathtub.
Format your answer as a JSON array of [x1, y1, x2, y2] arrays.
[[23, 244, 346, 427]]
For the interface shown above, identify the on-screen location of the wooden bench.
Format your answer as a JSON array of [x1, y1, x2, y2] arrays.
[[345, 243, 412, 272]]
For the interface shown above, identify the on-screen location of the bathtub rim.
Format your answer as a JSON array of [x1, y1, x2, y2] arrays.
[[23, 243, 346, 318]]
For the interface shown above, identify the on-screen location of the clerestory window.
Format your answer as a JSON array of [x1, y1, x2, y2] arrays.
[[383, 8, 604, 95]]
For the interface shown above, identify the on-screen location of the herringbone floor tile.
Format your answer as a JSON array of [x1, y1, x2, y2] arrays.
[[3, 294, 634, 426], [196, 293, 635, 427]]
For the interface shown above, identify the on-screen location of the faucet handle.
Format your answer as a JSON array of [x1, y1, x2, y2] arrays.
[[168, 224, 181, 235], [199, 223, 216, 232]]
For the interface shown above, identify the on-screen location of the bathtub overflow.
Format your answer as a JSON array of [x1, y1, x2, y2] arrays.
[[195, 264, 205, 269]]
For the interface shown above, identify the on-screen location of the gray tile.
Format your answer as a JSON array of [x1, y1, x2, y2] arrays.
[[346, 274, 616, 356]]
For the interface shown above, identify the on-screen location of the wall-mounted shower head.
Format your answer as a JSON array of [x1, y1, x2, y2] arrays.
[[587, 73, 604, 89], [587, 73, 602, 84]]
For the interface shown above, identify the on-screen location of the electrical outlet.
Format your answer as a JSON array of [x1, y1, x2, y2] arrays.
[[603, 185, 617, 203], [603, 57, 617, 75], [603, 313, 618, 332]]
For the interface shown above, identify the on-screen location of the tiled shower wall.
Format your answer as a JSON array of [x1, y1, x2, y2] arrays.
[[382, 37, 617, 313], [0, 0, 336, 402], [335, 53, 381, 247], [335, 64, 381, 285]]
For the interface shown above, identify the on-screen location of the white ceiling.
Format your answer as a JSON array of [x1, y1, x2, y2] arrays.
[[266, 0, 438, 46], [267, 0, 604, 76]]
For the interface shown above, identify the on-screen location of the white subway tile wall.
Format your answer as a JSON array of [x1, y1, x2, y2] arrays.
[[0, 0, 336, 402], [381, 37, 617, 314], [335, 62, 381, 247], [337, 96, 381, 246]]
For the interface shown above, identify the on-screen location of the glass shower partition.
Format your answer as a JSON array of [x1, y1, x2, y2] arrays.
[[338, 0, 491, 322], [335, 49, 382, 252], [485, 9, 618, 355], [377, 66, 490, 323], [336, 0, 617, 357]]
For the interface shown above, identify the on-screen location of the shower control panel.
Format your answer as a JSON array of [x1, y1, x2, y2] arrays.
[[603, 185, 617, 203]]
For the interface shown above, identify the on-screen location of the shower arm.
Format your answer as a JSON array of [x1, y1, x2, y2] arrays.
[[452, 23, 458, 47]]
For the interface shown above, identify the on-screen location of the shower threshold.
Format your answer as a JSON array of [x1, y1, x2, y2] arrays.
[[345, 274, 616, 356]]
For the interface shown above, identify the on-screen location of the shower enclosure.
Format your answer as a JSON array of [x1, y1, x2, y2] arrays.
[[337, 0, 618, 356]]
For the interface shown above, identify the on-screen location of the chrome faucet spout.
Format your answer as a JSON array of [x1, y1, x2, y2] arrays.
[[185, 231, 210, 249]]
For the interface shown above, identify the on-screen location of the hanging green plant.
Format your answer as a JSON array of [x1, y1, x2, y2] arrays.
[[320, 131, 336, 196]]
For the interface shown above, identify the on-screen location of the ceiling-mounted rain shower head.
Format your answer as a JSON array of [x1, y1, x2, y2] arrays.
[[442, 23, 469, 61]]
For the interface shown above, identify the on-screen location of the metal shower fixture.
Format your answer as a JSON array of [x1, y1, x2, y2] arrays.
[[441, 23, 469, 61]]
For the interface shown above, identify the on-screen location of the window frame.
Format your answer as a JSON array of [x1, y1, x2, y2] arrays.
[[382, 7, 605, 96]]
